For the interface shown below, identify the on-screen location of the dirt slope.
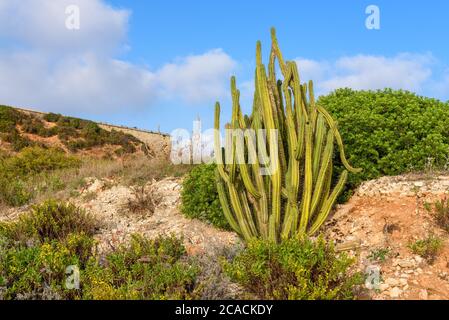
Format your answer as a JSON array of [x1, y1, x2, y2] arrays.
[[327, 173, 449, 300]]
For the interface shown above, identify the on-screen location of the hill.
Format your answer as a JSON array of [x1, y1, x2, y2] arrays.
[[0, 105, 169, 159]]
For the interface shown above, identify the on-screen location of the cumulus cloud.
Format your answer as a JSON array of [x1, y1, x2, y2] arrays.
[[295, 53, 437, 97], [0, 0, 236, 113], [0, 0, 129, 54], [156, 49, 236, 103]]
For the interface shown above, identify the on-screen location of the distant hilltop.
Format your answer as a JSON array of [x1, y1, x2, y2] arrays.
[[0, 105, 170, 159]]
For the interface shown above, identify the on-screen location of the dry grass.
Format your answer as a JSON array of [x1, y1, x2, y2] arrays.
[[2, 154, 191, 211], [125, 185, 162, 217]]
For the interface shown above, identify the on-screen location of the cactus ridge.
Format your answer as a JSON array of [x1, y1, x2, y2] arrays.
[[214, 28, 360, 242]]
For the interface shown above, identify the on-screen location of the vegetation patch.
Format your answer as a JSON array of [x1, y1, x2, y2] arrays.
[[0, 200, 99, 245], [0, 147, 81, 206], [319, 89, 449, 200], [0, 200, 200, 300], [425, 197, 449, 233], [181, 164, 230, 230], [408, 235, 443, 264], [0, 105, 143, 154], [223, 238, 361, 300]]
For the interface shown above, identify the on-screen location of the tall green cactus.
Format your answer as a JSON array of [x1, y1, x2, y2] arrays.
[[215, 28, 361, 243]]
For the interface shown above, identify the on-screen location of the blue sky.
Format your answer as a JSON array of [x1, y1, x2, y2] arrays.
[[0, 0, 449, 134]]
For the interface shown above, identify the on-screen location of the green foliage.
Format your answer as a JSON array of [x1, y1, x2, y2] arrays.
[[0, 147, 80, 206], [0, 199, 199, 300], [181, 164, 230, 230], [368, 248, 391, 262], [0, 105, 141, 154], [318, 89, 449, 200], [425, 197, 449, 233], [0, 146, 80, 177], [0, 105, 24, 133], [223, 237, 361, 300], [43, 113, 62, 123], [82, 235, 199, 300], [408, 235, 443, 264], [0, 200, 99, 244], [0, 233, 96, 299]]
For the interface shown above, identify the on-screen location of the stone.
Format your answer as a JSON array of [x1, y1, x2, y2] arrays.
[[399, 278, 408, 286], [398, 260, 416, 269], [385, 278, 399, 286], [379, 283, 390, 291], [414, 181, 424, 188], [419, 289, 428, 300], [414, 256, 424, 264], [389, 287, 402, 298]]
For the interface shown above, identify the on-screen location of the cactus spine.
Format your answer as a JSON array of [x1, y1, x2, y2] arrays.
[[215, 28, 361, 243]]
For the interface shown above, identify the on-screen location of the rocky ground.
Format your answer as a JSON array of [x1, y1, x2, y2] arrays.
[[76, 177, 240, 257], [3, 171, 449, 300], [326, 173, 449, 300]]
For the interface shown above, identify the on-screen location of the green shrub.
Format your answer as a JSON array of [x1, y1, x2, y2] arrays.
[[181, 164, 230, 230], [0, 146, 80, 177], [223, 238, 361, 300], [425, 197, 449, 233], [0, 147, 81, 206], [408, 235, 443, 264], [0, 199, 200, 300], [0, 232, 95, 300], [319, 89, 449, 200], [0, 105, 24, 133], [0, 200, 99, 244], [0, 178, 32, 207], [43, 113, 62, 123], [368, 248, 391, 263], [82, 235, 199, 300]]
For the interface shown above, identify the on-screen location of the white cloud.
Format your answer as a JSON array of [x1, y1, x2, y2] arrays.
[[0, 0, 130, 54], [156, 49, 236, 103], [0, 0, 236, 113], [295, 53, 436, 97]]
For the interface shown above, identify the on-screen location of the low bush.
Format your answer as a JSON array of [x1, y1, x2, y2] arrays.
[[0, 198, 200, 300], [425, 197, 449, 233], [408, 235, 443, 264], [0, 200, 99, 245], [125, 185, 161, 216], [181, 164, 229, 230], [1, 146, 80, 177], [0, 147, 81, 206], [0, 232, 96, 300], [319, 89, 449, 200], [223, 238, 361, 300], [82, 235, 199, 300]]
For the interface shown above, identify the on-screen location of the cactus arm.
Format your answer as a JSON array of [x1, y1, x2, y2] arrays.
[[216, 170, 241, 235], [312, 114, 326, 182], [256, 43, 281, 234], [309, 80, 318, 131], [214, 103, 230, 184], [316, 104, 362, 173], [227, 181, 255, 242], [310, 129, 334, 217], [240, 190, 259, 236], [231, 82, 261, 199], [270, 27, 287, 77], [298, 123, 314, 235], [308, 170, 348, 236]]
